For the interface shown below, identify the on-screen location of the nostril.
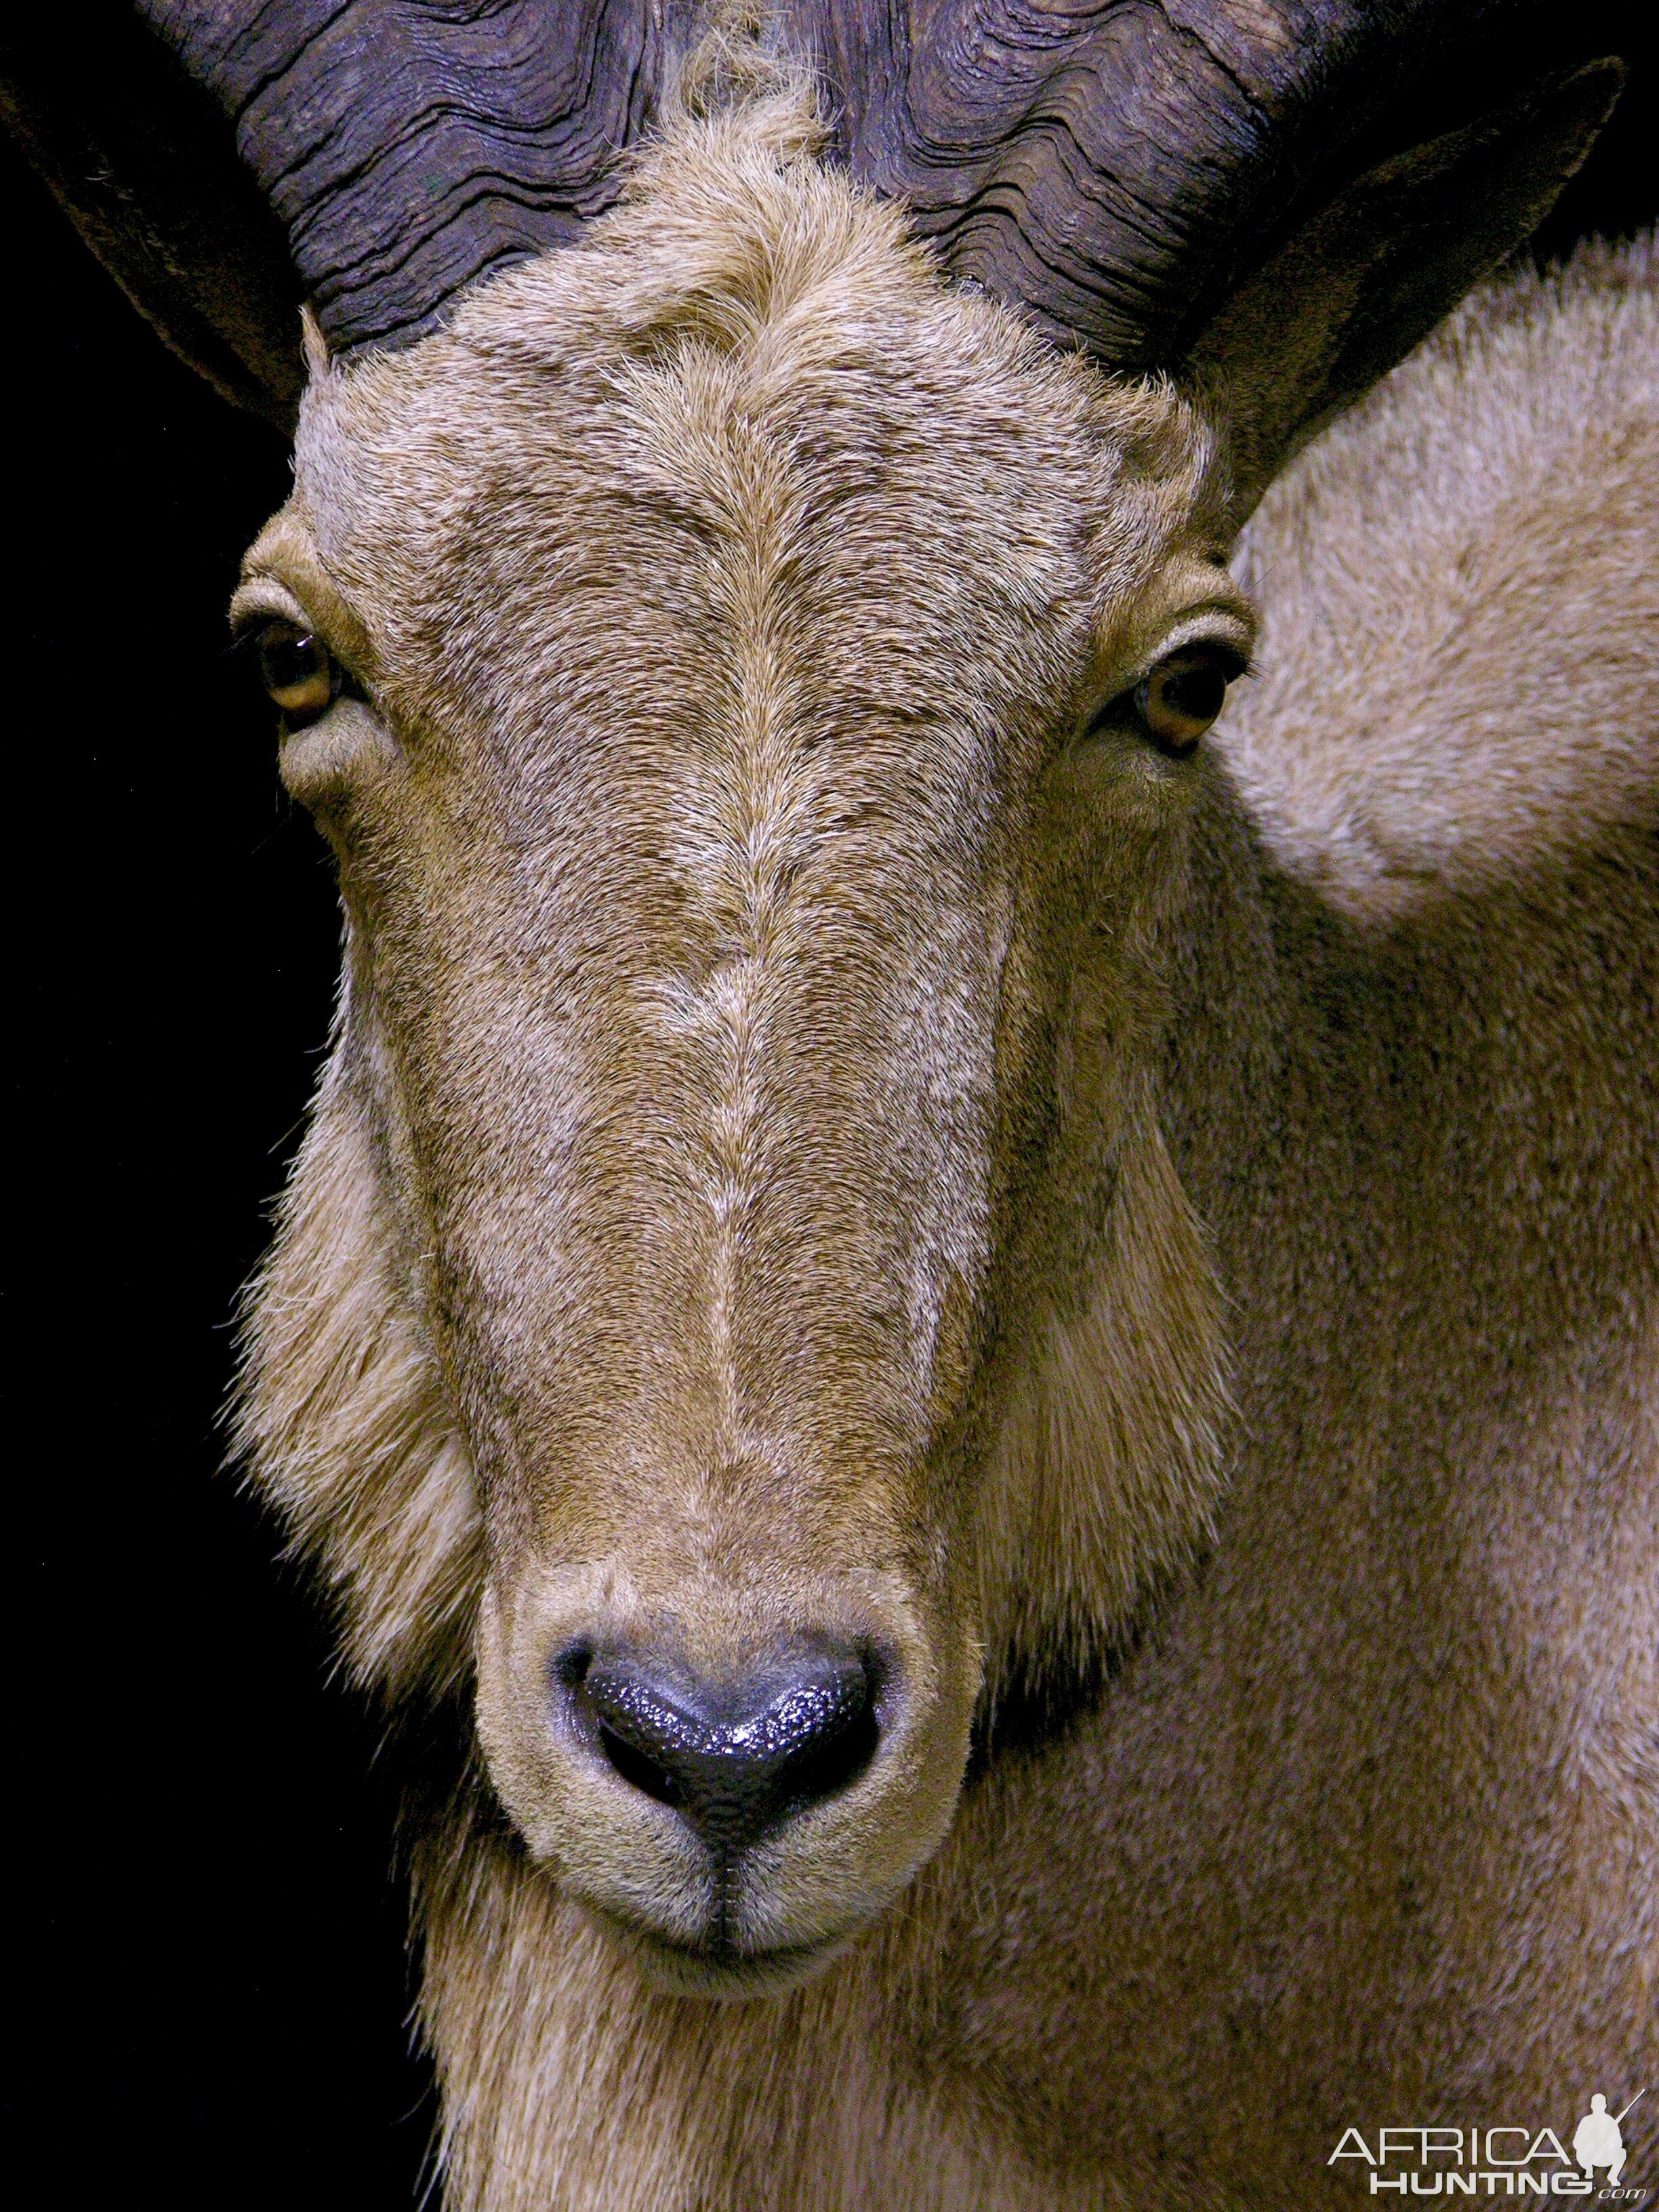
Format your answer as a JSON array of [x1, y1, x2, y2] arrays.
[[762, 1672, 879, 1814], [573, 1639, 880, 1852], [594, 1723, 685, 1811]]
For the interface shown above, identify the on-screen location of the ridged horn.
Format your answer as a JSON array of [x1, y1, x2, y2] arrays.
[[801, 0, 1631, 370], [0, 2, 1635, 436]]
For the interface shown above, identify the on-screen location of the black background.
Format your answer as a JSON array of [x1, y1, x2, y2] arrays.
[[6, 50, 1656, 2211]]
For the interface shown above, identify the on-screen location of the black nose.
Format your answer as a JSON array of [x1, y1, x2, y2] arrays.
[[571, 1639, 879, 1852]]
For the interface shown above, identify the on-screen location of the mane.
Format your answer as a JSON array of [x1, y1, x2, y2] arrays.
[[230, 1002, 483, 1704]]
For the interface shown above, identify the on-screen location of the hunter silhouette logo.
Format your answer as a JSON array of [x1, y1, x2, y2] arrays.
[[1330, 2091, 1647, 2196], [1575, 2096, 1644, 2190]]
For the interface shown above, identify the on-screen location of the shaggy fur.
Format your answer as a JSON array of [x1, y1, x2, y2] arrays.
[[233, 73, 1657, 2212]]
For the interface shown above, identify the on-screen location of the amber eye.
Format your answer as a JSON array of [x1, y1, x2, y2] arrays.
[[255, 620, 336, 726], [1133, 646, 1240, 756]]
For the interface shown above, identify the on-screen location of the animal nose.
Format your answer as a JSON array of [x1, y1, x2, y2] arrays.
[[567, 1639, 880, 1852]]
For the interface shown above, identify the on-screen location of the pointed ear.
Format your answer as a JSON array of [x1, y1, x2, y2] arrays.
[[1190, 60, 1624, 525]]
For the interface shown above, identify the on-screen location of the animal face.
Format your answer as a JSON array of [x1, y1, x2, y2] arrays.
[[235, 97, 1248, 1991]]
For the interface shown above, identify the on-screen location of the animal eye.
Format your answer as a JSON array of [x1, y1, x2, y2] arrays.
[[254, 619, 337, 726], [1132, 644, 1241, 756]]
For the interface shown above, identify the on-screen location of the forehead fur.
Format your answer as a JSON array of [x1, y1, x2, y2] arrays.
[[287, 76, 1214, 712]]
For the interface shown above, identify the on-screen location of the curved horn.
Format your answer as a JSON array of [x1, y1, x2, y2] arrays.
[[146, 0, 702, 363], [1, 0, 702, 427], [806, 0, 1632, 369], [1, 1, 1633, 434]]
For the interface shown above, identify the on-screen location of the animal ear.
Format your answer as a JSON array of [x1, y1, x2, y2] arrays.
[[1189, 60, 1624, 524], [0, 9, 305, 431]]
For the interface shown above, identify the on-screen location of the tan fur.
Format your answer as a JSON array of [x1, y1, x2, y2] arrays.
[[232, 71, 1658, 2211], [236, 1014, 482, 1698], [1225, 235, 1659, 919]]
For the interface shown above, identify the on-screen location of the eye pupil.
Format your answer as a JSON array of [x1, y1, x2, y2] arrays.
[[1160, 663, 1226, 722], [1132, 645, 1239, 756], [261, 628, 323, 690], [254, 620, 336, 723]]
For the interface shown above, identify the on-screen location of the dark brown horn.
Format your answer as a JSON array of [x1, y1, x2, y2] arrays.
[[138, 0, 704, 364], [803, 0, 1634, 370], [0, 0, 703, 428], [1, 1, 1635, 434]]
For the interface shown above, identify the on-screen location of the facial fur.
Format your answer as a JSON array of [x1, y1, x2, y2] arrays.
[[234, 72, 1248, 1983]]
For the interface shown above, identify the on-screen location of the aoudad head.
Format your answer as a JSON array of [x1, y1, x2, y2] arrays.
[[217, 40, 1618, 1991]]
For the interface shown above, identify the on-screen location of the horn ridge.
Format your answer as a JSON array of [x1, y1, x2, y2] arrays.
[[2, 1, 1639, 421], [142, 0, 705, 361], [796, 0, 1638, 369]]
